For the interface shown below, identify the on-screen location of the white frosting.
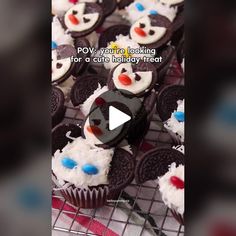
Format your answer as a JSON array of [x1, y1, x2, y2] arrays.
[[102, 35, 153, 70], [80, 85, 109, 116], [130, 16, 167, 44], [52, 137, 114, 189], [64, 3, 99, 32], [126, 0, 177, 23], [158, 163, 184, 215], [181, 58, 185, 73], [52, 16, 74, 46], [112, 63, 153, 94], [52, 0, 97, 16], [52, 50, 72, 82], [164, 99, 184, 142], [159, 0, 184, 6], [173, 145, 184, 154]]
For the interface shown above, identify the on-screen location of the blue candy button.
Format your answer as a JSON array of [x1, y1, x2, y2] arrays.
[[149, 10, 158, 15], [82, 164, 98, 175], [135, 2, 145, 11], [51, 41, 58, 49], [61, 157, 77, 169], [174, 111, 185, 122]]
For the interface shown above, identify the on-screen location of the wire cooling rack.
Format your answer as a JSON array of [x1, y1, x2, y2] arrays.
[[52, 11, 184, 236]]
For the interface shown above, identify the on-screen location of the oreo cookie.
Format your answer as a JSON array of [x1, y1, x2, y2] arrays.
[[52, 123, 81, 155], [117, 0, 134, 9], [157, 85, 184, 121], [51, 87, 66, 128], [98, 0, 117, 17], [135, 148, 184, 184], [60, 3, 104, 38], [129, 15, 173, 49], [108, 61, 158, 97], [70, 75, 106, 106], [52, 45, 77, 85], [98, 24, 130, 48]]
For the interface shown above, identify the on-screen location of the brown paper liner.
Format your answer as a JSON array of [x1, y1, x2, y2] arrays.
[[53, 176, 120, 208], [170, 209, 184, 225]]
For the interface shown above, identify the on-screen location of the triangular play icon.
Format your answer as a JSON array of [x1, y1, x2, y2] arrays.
[[109, 106, 131, 131]]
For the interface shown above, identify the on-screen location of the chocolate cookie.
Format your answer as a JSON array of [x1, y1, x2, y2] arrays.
[[98, 0, 117, 17], [52, 123, 81, 155], [52, 45, 77, 85], [156, 85, 184, 121], [98, 24, 130, 48], [51, 87, 66, 128], [70, 75, 106, 106], [135, 148, 184, 184], [108, 61, 158, 97], [117, 0, 134, 9], [129, 14, 173, 49], [60, 3, 104, 38]]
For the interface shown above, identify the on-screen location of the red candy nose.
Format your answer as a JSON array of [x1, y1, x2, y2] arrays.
[[69, 0, 78, 3], [134, 27, 147, 37], [68, 14, 79, 25], [118, 74, 132, 85], [87, 126, 103, 136], [170, 176, 184, 189]]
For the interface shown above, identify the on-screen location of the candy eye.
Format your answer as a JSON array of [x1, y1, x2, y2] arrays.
[[121, 68, 127, 73], [51, 41, 57, 49], [135, 2, 145, 12], [149, 10, 158, 15], [149, 30, 155, 35], [139, 23, 145, 28], [83, 17, 90, 23], [56, 63, 63, 69], [134, 73, 141, 81], [72, 10, 78, 15], [82, 164, 99, 175], [173, 111, 185, 122], [61, 157, 78, 169]]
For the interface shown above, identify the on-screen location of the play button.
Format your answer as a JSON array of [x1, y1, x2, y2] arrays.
[[109, 106, 131, 131], [82, 90, 147, 148]]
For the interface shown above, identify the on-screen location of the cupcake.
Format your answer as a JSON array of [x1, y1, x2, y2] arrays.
[[156, 85, 184, 144], [135, 147, 184, 224], [124, 0, 178, 24], [52, 123, 135, 208]]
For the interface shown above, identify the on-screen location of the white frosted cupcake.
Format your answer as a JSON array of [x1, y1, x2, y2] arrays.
[[159, 162, 184, 224]]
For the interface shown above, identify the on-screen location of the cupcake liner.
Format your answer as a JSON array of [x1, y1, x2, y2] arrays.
[[52, 174, 120, 208], [170, 209, 184, 225]]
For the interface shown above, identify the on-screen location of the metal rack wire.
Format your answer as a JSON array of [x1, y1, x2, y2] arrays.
[[52, 11, 184, 236]]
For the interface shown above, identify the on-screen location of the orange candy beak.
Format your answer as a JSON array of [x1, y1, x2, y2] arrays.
[[118, 74, 132, 86], [134, 27, 147, 37], [86, 126, 103, 136], [68, 14, 80, 25]]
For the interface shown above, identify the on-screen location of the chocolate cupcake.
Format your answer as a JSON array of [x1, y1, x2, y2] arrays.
[[135, 147, 184, 224], [108, 61, 158, 97], [156, 85, 185, 144], [51, 87, 66, 128], [59, 3, 104, 38], [52, 124, 135, 208], [129, 15, 173, 49]]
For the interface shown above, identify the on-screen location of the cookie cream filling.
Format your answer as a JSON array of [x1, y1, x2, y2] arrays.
[[173, 145, 185, 154], [52, 137, 114, 189], [130, 16, 167, 45], [112, 63, 153, 94], [80, 85, 108, 116], [52, 0, 97, 16], [126, 0, 177, 23], [164, 99, 185, 142], [158, 163, 184, 215], [102, 35, 153, 70]]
